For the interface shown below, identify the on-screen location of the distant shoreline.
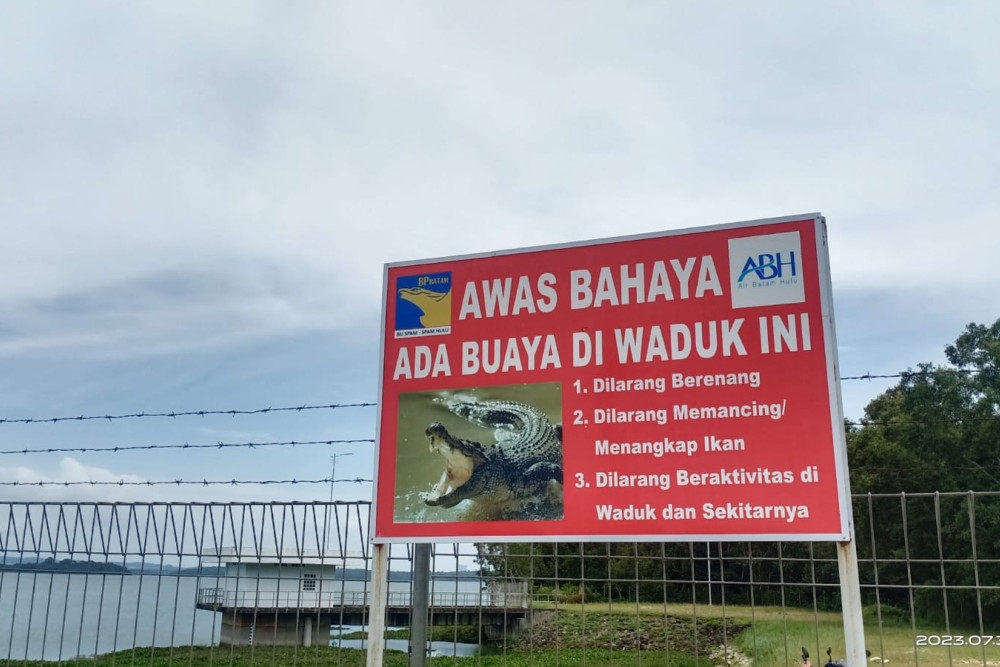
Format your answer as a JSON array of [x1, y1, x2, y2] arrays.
[[0, 558, 226, 575], [0, 560, 479, 580]]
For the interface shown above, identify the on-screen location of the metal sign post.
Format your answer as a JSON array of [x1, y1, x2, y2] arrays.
[[409, 543, 432, 667], [366, 543, 389, 667], [838, 537, 866, 664]]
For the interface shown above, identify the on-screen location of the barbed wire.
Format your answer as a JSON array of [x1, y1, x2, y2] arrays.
[[5, 467, 1000, 486], [0, 419, 993, 456], [8, 419, 995, 456], [852, 466, 1000, 473], [0, 407, 994, 452], [0, 369, 986, 426], [0, 402, 375, 425], [840, 368, 980, 381], [846, 414, 1000, 428], [0, 477, 373, 488], [0, 438, 374, 457]]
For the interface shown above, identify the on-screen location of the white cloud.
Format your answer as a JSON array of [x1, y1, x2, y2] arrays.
[[0, 1, 998, 497], [0, 456, 355, 503], [0, 458, 146, 502], [3, 1, 996, 339]]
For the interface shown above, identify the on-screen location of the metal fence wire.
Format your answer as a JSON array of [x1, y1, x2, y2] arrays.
[[1, 494, 999, 666]]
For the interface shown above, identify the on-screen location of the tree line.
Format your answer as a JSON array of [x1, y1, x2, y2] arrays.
[[0, 557, 130, 574]]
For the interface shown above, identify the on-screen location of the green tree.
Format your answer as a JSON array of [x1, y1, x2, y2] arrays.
[[848, 320, 1000, 494], [847, 320, 1000, 627]]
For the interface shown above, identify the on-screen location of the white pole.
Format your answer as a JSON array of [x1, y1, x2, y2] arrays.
[[838, 537, 866, 664], [366, 542, 390, 667], [836, 421, 866, 662], [819, 217, 866, 663]]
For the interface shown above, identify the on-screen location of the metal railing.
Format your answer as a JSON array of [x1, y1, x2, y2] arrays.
[[194, 587, 525, 609], [2, 496, 999, 665]]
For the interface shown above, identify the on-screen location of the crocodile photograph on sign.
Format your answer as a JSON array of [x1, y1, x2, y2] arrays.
[[392, 382, 564, 523]]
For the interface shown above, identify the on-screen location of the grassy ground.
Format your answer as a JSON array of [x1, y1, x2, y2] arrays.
[[504, 601, 1000, 665], [0, 646, 708, 666], [737, 612, 1000, 666], [3, 603, 1000, 665], [0, 646, 397, 667]]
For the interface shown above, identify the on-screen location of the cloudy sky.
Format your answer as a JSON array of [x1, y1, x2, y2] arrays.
[[1, 2, 998, 503]]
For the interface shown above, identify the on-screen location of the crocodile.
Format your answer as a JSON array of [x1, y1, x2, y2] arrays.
[[422, 397, 563, 518]]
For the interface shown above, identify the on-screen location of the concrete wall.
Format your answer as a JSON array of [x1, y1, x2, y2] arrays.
[[221, 611, 336, 647], [215, 563, 341, 609]]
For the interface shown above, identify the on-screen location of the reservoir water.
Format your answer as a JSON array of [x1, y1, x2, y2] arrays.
[[0, 571, 483, 661]]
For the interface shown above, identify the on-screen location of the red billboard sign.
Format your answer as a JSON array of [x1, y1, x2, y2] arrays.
[[373, 214, 850, 542]]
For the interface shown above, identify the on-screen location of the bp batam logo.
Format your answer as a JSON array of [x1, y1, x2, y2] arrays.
[[394, 272, 452, 338], [728, 231, 805, 308]]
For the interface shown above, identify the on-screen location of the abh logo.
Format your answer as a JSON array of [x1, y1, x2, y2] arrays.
[[738, 251, 797, 283], [728, 231, 805, 308]]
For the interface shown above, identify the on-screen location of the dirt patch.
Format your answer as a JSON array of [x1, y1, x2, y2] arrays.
[[514, 609, 747, 655]]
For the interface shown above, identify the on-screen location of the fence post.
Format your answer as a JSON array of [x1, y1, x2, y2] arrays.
[[837, 537, 866, 664], [410, 543, 431, 667], [367, 543, 390, 667]]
